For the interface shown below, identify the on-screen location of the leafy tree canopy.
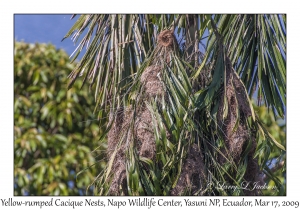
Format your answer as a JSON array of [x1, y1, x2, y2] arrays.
[[14, 42, 104, 195]]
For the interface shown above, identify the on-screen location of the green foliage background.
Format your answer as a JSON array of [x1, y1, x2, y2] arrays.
[[254, 106, 286, 195], [14, 42, 105, 195]]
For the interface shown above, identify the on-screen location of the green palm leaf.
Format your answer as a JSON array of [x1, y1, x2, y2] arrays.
[[63, 14, 286, 196]]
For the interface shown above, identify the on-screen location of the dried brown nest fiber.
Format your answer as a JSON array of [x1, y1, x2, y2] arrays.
[[107, 65, 167, 195], [135, 106, 157, 160], [107, 107, 132, 195], [171, 144, 207, 195], [157, 30, 175, 47], [140, 65, 165, 98], [216, 56, 261, 195], [217, 57, 253, 161]]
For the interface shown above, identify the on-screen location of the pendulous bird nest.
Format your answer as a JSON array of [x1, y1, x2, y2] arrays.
[[216, 56, 261, 195], [157, 30, 175, 47], [107, 65, 166, 195], [171, 144, 207, 195]]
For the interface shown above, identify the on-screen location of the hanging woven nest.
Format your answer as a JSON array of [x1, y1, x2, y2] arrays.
[[216, 56, 261, 195], [157, 30, 175, 47], [171, 144, 207, 195], [107, 56, 167, 195]]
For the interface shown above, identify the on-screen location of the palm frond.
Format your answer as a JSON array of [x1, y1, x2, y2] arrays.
[[64, 14, 286, 196]]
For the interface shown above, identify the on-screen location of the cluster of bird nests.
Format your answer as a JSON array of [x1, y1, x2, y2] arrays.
[[216, 56, 261, 195], [106, 29, 207, 195], [106, 31, 263, 195]]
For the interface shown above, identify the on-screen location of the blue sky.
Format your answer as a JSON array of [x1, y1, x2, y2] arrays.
[[14, 14, 79, 57]]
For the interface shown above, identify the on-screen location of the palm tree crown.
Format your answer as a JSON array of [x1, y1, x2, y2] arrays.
[[63, 14, 286, 195]]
